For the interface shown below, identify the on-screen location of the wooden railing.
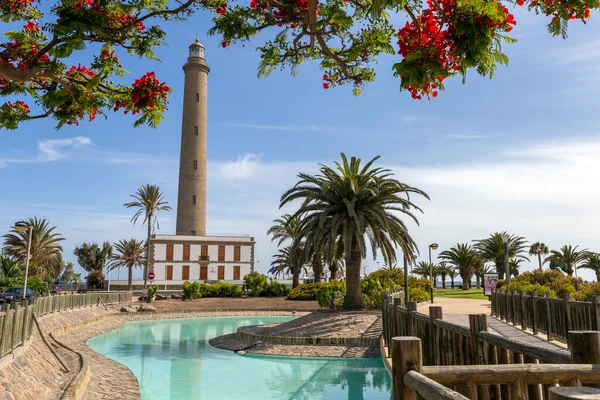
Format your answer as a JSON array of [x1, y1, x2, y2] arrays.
[[382, 292, 600, 399], [491, 289, 600, 343], [0, 292, 131, 359]]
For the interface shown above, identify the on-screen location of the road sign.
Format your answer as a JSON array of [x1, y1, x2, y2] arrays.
[[148, 272, 155, 281]]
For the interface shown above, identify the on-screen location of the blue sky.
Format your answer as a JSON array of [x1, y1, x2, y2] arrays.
[[1, 7, 600, 280]]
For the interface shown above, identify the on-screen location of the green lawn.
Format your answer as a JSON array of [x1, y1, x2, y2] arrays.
[[433, 288, 489, 300]]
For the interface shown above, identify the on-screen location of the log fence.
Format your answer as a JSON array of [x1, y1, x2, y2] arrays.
[[491, 289, 600, 344], [382, 291, 600, 400], [0, 292, 131, 359]]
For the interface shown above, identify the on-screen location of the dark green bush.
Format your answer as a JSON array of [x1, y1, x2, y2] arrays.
[[0, 277, 49, 296], [262, 279, 290, 297], [147, 285, 158, 302], [359, 269, 431, 307], [182, 281, 242, 298], [244, 272, 267, 296], [287, 282, 325, 300], [317, 281, 346, 309], [498, 270, 577, 297]]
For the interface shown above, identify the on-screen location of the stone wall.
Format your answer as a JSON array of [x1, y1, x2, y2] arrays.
[[0, 306, 115, 400]]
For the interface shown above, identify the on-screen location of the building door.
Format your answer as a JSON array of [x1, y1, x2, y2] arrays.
[[218, 246, 225, 261], [234, 246, 240, 261], [200, 266, 208, 280], [182, 265, 190, 280], [218, 266, 225, 280], [166, 265, 173, 280], [233, 266, 240, 280], [183, 245, 190, 261], [166, 245, 174, 260]]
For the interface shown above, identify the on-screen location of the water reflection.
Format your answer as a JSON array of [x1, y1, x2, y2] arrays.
[[87, 317, 392, 400]]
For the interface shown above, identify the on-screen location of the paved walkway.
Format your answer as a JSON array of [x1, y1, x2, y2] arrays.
[[418, 298, 567, 353]]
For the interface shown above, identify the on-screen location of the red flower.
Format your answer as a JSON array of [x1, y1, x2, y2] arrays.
[[290, 23, 297, 28], [221, 41, 228, 48], [23, 21, 38, 32], [322, 83, 329, 89], [517, 0, 524, 5], [216, 4, 227, 14], [432, 91, 438, 98]]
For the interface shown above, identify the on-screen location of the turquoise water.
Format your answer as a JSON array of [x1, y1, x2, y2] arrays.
[[87, 316, 391, 400]]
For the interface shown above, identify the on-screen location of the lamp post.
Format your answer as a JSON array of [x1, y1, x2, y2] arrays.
[[501, 234, 510, 286], [14, 221, 33, 299], [429, 243, 439, 302]]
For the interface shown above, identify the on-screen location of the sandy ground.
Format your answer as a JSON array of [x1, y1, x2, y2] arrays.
[[417, 297, 492, 315]]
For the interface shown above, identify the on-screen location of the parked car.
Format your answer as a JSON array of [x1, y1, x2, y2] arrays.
[[0, 287, 37, 303]]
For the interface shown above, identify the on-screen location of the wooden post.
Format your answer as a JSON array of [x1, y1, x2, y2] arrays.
[[531, 291, 538, 335], [469, 314, 490, 400], [394, 297, 401, 338], [545, 292, 554, 341], [592, 296, 600, 331], [524, 355, 543, 400], [406, 301, 417, 337], [429, 306, 443, 366], [520, 290, 527, 330], [549, 387, 600, 400], [563, 294, 572, 345], [391, 337, 422, 400], [569, 331, 600, 389]]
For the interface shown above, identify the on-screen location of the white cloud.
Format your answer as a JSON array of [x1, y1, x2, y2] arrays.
[[216, 153, 262, 179], [38, 136, 91, 161], [216, 122, 336, 132]]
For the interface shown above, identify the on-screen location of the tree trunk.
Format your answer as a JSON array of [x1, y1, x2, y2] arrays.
[[128, 264, 133, 292], [313, 258, 323, 283], [461, 272, 471, 290], [596, 271, 600, 282], [343, 239, 364, 309], [292, 262, 300, 288], [329, 262, 338, 281], [441, 273, 447, 289], [451, 278, 455, 289], [497, 262, 504, 280], [144, 218, 151, 288], [538, 253, 543, 271], [476, 274, 481, 289]]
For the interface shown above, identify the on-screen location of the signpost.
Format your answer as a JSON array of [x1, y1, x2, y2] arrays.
[[148, 272, 155, 282], [483, 273, 499, 298]]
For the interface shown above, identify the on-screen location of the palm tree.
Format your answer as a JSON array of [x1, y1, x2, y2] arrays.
[[473, 232, 529, 280], [124, 184, 171, 288], [267, 214, 305, 288], [281, 154, 429, 308], [437, 262, 450, 289], [412, 261, 432, 280], [545, 245, 588, 277], [447, 267, 458, 289], [73, 242, 113, 273], [438, 243, 478, 290], [472, 256, 485, 289], [109, 239, 146, 291], [580, 253, 600, 282], [0, 254, 22, 279], [529, 242, 549, 271], [509, 258, 524, 277], [2, 217, 64, 278]]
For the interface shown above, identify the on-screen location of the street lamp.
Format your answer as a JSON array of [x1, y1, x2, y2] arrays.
[[14, 221, 33, 300], [429, 243, 439, 302], [501, 233, 510, 286]]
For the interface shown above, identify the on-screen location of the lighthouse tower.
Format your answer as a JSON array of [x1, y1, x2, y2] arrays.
[[176, 39, 210, 236]]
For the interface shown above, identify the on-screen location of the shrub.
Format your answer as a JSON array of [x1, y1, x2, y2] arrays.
[[0, 277, 49, 296], [182, 281, 196, 300], [573, 282, 600, 302], [506, 281, 556, 298], [317, 281, 346, 309], [262, 279, 290, 297], [147, 285, 158, 302], [244, 272, 267, 296], [206, 283, 243, 297], [496, 270, 577, 297], [287, 283, 325, 300], [409, 288, 430, 303], [85, 270, 104, 288]]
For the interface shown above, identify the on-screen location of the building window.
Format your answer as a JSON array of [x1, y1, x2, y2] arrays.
[[191, 231, 196, 236], [193, 160, 198, 170], [194, 126, 199, 135], [192, 195, 196, 205], [218, 245, 225, 261], [182, 265, 190, 280], [166, 245, 174, 260], [218, 266, 225, 280], [195, 93, 200, 102], [233, 246, 241, 262], [166, 265, 173, 280], [200, 266, 208, 280], [201, 245, 208, 261], [233, 266, 240, 280], [183, 245, 190, 261]]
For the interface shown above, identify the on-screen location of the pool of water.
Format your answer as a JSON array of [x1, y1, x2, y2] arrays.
[[87, 316, 391, 400]]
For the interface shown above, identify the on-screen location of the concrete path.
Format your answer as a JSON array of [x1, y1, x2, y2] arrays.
[[417, 298, 568, 354]]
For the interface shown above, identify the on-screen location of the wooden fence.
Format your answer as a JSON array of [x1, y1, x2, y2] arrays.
[[382, 292, 600, 399], [0, 292, 131, 359], [491, 289, 600, 343]]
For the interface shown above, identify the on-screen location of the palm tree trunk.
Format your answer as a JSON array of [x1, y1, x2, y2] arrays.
[[597, 271, 600, 282], [538, 253, 542, 271], [145, 218, 151, 288], [460, 272, 470, 290], [476, 274, 481, 289], [451, 278, 455, 289], [497, 262, 504, 280], [441, 273, 447, 289], [329, 262, 338, 281], [128, 263, 133, 292], [343, 239, 364, 309], [313, 258, 323, 283], [292, 262, 300, 288]]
